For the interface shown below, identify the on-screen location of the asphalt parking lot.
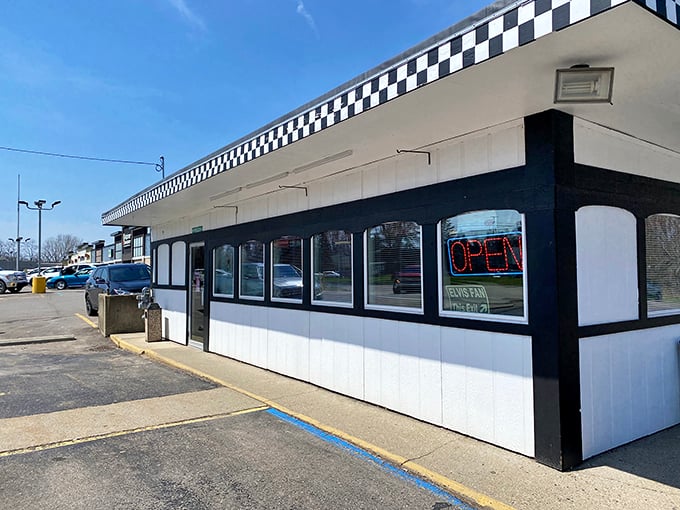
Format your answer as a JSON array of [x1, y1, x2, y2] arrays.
[[0, 289, 476, 509]]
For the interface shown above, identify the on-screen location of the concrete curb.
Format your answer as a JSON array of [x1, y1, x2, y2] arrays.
[[0, 335, 76, 347], [109, 334, 516, 510]]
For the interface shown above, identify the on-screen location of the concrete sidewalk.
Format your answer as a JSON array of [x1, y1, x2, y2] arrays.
[[110, 334, 680, 510]]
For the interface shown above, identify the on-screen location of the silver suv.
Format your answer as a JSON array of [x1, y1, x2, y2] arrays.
[[0, 269, 29, 294]]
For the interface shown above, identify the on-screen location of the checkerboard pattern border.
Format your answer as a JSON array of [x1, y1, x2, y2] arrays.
[[640, 0, 680, 23], [103, 0, 675, 225]]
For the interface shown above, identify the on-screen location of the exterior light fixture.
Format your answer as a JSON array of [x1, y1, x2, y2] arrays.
[[292, 149, 353, 174], [244, 171, 290, 189], [19, 199, 61, 273], [209, 187, 242, 202], [554, 66, 614, 104]]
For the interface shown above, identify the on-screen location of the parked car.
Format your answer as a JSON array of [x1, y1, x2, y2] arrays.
[[40, 267, 64, 280], [647, 281, 663, 301], [84, 263, 151, 316], [61, 264, 95, 276], [0, 269, 29, 294], [241, 262, 321, 299], [46, 267, 94, 290], [392, 265, 421, 294]]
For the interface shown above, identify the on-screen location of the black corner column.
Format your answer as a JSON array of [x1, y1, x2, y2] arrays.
[[525, 110, 582, 470]]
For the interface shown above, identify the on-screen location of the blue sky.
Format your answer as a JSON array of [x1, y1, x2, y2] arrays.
[[0, 0, 492, 245]]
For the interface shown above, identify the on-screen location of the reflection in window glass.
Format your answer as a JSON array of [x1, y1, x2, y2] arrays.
[[213, 244, 235, 297], [312, 231, 352, 305], [272, 236, 303, 302], [240, 240, 264, 299], [366, 221, 422, 310], [440, 210, 525, 318], [646, 214, 680, 316]]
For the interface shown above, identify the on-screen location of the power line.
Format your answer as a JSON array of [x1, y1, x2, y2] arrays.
[[0, 145, 157, 166], [0, 145, 165, 178]]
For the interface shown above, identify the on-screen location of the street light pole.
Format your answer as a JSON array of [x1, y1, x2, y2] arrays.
[[19, 199, 61, 273]]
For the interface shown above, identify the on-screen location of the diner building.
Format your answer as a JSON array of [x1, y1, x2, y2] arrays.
[[102, 0, 680, 470]]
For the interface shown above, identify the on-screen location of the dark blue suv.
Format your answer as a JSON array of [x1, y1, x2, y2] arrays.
[[84, 263, 151, 316]]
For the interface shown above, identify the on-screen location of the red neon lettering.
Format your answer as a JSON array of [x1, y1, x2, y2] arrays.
[[450, 240, 469, 272], [503, 236, 523, 270], [484, 237, 508, 272], [467, 239, 484, 270]]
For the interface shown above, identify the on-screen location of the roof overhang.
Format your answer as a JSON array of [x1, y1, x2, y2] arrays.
[[103, 0, 680, 228]]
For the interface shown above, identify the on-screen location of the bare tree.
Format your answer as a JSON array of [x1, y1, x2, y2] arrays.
[[41, 234, 83, 264], [0, 239, 15, 260]]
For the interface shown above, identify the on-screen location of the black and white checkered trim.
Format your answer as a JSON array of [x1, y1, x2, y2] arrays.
[[103, 0, 673, 225], [639, 0, 680, 23]]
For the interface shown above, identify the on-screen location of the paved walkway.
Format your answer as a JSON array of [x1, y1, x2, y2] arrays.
[[110, 333, 680, 510]]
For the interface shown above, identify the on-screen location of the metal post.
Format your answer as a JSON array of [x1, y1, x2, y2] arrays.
[[37, 207, 42, 273], [16, 175, 20, 271]]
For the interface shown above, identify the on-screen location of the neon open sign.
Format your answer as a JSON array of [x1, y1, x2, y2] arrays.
[[447, 232, 523, 276]]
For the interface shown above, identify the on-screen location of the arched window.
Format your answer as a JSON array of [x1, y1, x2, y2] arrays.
[[240, 240, 264, 300], [439, 210, 526, 320], [271, 236, 303, 303], [157, 244, 169, 285], [213, 244, 235, 297], [365, 221, 422, 312], [312, 230, 352, 306], [171, 241, 186, 285]]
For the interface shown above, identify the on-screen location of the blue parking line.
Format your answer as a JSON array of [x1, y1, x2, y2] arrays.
[[266, 408, 477, 509]]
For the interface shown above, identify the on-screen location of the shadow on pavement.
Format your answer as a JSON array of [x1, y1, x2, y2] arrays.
[[577, 424, 680, 489]]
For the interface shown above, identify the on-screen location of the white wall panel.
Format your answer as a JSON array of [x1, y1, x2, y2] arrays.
[[361, 161, 380, 199], [206, 303, 534, 456], [396, 322, 443, 426], [377, 160, 398, 196], [441, 328, 534, 456], [266, 308, 310, 381], [154, 288, 186, 345], [576, 206, 638, 326], [157, 244, 170, 285], [574, 118, 680, 184], [580, 325, 680, 459], [171, 241, 186, 286], [309, 313, 364, 400], [461, 132, 490, 177], [364, 318, 401, 411]]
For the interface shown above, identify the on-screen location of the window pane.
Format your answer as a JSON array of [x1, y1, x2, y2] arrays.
[[313, 230, 352, 305], [366, 221, 422, 310], [157, 244, 169, 285], [272, 236, 303, 302], [240, 240, 264, 299], [133, 236, 143, 258], [440, 210, 524, 318], [646, 214, 680, 316], [213, 244, 235, 297]]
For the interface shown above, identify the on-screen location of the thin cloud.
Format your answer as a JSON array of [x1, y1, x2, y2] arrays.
[[296, 0, 319, 38], [167, 0, 206, 31]]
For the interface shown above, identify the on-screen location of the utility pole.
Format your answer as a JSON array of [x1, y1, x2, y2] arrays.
[[16, 175, 20, 270]]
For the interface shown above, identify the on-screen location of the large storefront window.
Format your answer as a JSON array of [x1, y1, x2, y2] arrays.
[[240, 240, 264, 300], [312, 230, 352, 306], [271, 236, 303, 302], [366, 221, 422, 312], [646, 214, 680, 317], [213, 244, 235, 297], [440, 210, 525, 320]]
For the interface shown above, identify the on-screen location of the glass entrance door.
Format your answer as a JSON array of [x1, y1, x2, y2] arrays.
[[189, 243, 205, 348]]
